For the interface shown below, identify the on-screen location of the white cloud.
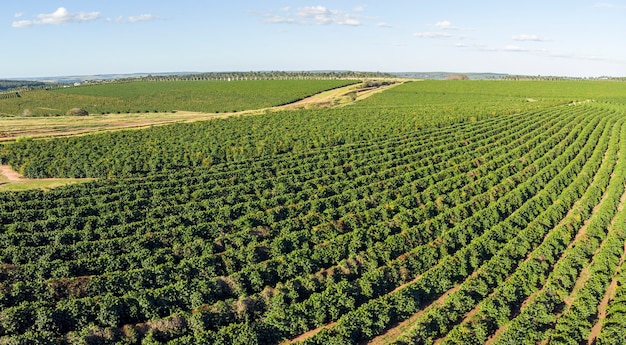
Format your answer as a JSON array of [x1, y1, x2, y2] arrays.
[[376, 22, 393, 28], [592, 2, 626, 9], [413, 20, 462, 39], [297, 6, 335, 17], [36, 7, 98, 25], [12, 7, 100, 28], [414, 32, 453, 38], [128, 14, 158, 23], [354, 5, 366, 12], [264, 15, 295, 24], [503, 45, 529, 52], [104, 14, 159, 24], [458, 40, 625, 67], [259, 6, 367, 26], [435, 20, 457, 30], [14, 12, 23, 18], [474, 44, 497, 52], [512, 34, 550, 42], [337, 16, 361, 26], [455, 43, 497, 52], [459, 43, 548, 53], [296, 6, 338, 24], [12, 20, 32, 28], [106, 16, 125, 23], [549, 52, 625, 64]]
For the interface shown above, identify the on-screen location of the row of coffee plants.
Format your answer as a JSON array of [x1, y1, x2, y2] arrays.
[[296, 106, 620, 345], [1, 83, 625, 343], [0, 104, 589, 342], [483, 121, 626, 344], [3, 105, 608, 344], [436, 119, 622, 344], [0, 108, 570, 296]]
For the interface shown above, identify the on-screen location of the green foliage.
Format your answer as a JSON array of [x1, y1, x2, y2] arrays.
[[0, 79, 356, 116], [7, 80, 625, 179], [0, 81, 625, 344]]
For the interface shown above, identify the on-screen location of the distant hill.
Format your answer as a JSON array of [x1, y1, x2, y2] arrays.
[[5, 73, 195, 84], [6, 71, 395, 84], [0, 80, 47, 91], [7, 71, 623, 84], [6, 71, 510, 84]]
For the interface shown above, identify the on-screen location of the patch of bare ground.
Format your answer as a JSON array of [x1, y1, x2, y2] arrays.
[[0, 164, 95, 191], [277, 80, 402, 111], [0, 165, 22, 181]]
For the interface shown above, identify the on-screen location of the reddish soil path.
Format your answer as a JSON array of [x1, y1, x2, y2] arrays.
[[0, 165, 23, 181], [366, 283, 464, 345], [587, 190, 626, 344], [280, 322, 337, 345], [587, 243, 626, 344]]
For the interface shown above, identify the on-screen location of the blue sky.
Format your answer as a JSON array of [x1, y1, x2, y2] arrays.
[[2, 1, 625, 78]]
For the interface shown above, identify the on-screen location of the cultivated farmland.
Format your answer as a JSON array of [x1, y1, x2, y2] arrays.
[[1, 79, 626, 344], [0, 79, 358, 117]]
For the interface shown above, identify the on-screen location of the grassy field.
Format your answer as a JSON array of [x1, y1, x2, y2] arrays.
[[0, 111, 242, 141], [0, 179, 93, 192]]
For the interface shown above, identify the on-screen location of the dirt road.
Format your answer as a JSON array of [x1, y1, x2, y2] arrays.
[[0, 165, 22, 181]]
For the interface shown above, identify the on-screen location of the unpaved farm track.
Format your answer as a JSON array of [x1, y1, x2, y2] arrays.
[[0, 164, 96, 192], [0, 165, 23, 181]]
